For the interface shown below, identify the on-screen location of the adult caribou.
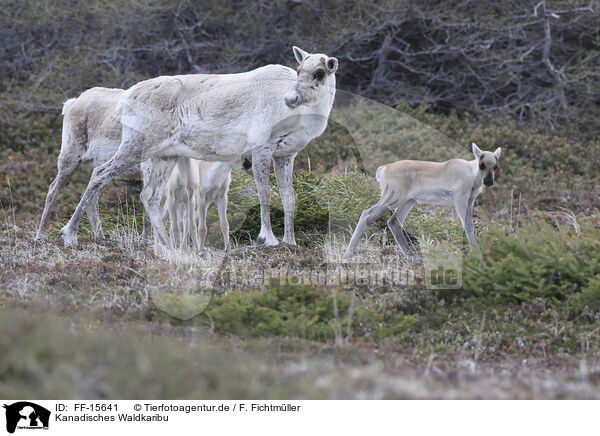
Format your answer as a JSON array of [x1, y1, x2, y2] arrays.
[[35, 87, 151, 242], [58, 47, 337, 249]]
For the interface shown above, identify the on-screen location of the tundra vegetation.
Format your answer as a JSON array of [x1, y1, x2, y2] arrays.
[[0, 0, 599, 399]]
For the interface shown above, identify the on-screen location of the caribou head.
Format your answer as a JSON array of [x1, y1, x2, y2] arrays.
[[284, 46, 338, 109]]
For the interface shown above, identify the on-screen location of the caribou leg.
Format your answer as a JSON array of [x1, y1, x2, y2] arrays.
[[216, 190, 230, 251], [273, 153, 297, 246], [252, 148, 278, 246], [197, 199, 209, 250], [140, 157, 177, 251], [140, 159, 152, 242], [86, 192, 105, 240], [387, 200, 416, 256], [59, 127, 143, 247], [343, 201, 391, 259], [36, 149, 83, 240]]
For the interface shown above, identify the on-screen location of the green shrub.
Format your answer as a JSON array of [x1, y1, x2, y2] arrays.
[[568, 275, 600, 314], [461, 216, 600, 304], [157, 284, 416, 343], [227, 171, 330, 246], [203, 285, 350, 341]]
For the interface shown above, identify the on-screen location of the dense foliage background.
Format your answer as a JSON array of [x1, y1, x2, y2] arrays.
[[1, 0, 599, 153]]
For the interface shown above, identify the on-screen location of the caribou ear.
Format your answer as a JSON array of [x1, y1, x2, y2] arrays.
[[493, 147, 502, 159], [472, 142, 482, 159], [326, 57, 338, 73], [293, 46, 309, 64]]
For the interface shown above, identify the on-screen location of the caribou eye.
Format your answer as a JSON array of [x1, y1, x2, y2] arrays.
[[313, 69, 325, 81], [479, 161, 486, 170]]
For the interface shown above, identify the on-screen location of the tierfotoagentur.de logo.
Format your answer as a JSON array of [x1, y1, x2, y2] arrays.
[[2, 402, 50, 434]]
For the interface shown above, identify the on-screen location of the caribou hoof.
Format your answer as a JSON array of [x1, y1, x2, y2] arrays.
[[403, 252, 420, 263], [256, 234, 279, 247], [58, 227, 78, 247], [140, 231, 151, 244]]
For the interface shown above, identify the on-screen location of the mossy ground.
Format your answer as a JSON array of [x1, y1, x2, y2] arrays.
[[1, 106, 599, 399], [1, 201, 599, 398]]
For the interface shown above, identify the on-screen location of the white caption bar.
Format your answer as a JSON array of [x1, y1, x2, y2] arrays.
[[1, 400, 597, 435]]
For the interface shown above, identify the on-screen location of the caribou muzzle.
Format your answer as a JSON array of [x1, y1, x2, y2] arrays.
[[284, 91, 302, 108]]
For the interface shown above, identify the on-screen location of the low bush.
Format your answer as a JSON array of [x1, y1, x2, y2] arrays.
[[157, 284, 416, 343], [461, 216, 600, 305]]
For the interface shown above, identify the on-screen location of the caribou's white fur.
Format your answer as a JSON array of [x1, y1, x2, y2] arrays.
[[162, 158, 238, 251], [253, 46, 337, 246], [59, 47, 337, 249], [344, 143, 502, 258], [36, 87, 147, 240]]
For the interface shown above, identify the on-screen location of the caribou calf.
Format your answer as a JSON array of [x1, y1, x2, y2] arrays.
[[344, 143, 502, 258], [162, 159, 239, 251]]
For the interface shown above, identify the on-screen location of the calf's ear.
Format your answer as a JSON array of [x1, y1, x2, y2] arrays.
[[493, 147, 502, 159], [293, 46, 309, 65]]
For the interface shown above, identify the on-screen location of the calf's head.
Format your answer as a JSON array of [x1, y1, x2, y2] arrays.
[[284, 46, 338, 109], [472, 143, 501, 187]]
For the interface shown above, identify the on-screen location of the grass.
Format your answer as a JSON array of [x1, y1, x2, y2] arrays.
[[1, 102, 599, 399], [4, 309, 600, 399], [2, 201, 600, 398]]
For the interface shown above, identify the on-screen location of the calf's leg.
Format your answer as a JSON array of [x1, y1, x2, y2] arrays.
[[454, 195, 477, 246], [140, 157, 177, 251], [197, 199, 209, 250], [216, 191, 230, 251], [387, 200, 416, 256], [186, 186, 200, 251], [344, 200, 393, 259]]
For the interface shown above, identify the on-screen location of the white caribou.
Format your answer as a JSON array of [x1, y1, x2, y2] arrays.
[[36, 87, 148, 241], [58, 46, 337, 249], [37, 88, 235, 249]]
